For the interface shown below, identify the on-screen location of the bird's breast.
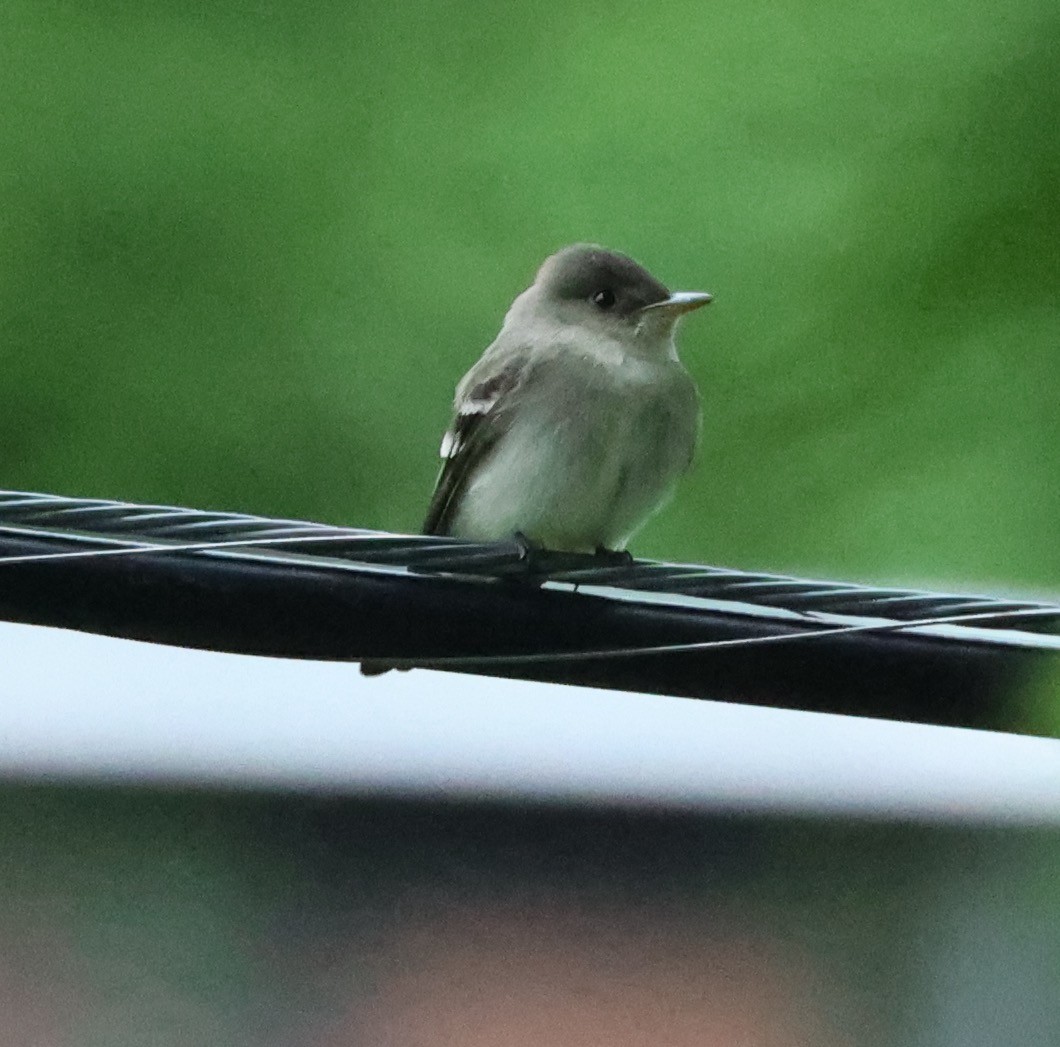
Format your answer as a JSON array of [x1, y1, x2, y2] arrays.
[[452, 353, 699, 551]]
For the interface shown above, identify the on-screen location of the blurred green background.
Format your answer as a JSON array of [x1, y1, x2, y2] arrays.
[[1, 0, 1057, 589], [1, 7, 1058, 1041]]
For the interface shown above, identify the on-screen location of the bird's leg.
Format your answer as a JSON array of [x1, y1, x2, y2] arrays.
[[511, 531, 549, 576], [594, 546, 635, 567]]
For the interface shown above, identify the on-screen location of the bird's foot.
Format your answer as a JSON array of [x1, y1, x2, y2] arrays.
[[505, 534, 632, 579], [593, 545, 635, 567], [512, 531, 549, 575]]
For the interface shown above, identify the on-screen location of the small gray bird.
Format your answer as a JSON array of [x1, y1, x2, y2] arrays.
[[423, 244, 712, 553]]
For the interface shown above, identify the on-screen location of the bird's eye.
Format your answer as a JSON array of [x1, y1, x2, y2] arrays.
[[591, 289, 616, 310]]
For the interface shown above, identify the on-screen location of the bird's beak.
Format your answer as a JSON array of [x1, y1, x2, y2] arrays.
[[641, 291, 714, 315]]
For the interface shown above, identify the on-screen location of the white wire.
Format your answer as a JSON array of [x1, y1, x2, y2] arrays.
[[0, 524, 427, 566], [371, 605, 1060, 668]]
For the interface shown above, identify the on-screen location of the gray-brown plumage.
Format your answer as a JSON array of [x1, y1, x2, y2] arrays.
[[424, 244, 712, 552]]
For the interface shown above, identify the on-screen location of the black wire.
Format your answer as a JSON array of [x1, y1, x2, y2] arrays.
[[0, 526, 410, 568], [2, 501, 1058, 666]]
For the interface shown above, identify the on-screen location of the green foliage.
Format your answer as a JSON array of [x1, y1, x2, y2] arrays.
[[1, 0, 1057, 591]]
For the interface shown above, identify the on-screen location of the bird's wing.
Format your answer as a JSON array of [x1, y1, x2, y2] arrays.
[[422, 350, 531, 536]]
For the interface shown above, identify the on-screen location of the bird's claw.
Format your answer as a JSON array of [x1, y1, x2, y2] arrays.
[[510, 531, 548, 577], [593, 546, 635, 567]]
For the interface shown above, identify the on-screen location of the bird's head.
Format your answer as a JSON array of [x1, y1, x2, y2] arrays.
[[513, 244, 712, 356]]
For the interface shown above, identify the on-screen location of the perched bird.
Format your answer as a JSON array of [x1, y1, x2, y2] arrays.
[[423, 244, 712, 553]]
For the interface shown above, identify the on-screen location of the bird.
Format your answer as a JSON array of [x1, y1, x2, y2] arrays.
[[422, 244, 712, 554]]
